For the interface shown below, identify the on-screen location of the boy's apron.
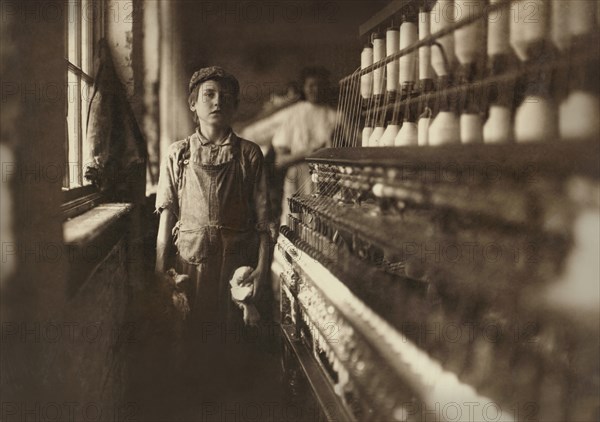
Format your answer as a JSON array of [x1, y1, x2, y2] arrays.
[[173, 138, 259, 333]]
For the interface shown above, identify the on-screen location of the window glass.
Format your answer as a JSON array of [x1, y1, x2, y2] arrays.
[[65, 0, 100, 190]]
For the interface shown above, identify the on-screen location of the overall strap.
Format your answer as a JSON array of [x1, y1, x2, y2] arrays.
[[176, 137, 191, 188], [176, 136, 191, 214]]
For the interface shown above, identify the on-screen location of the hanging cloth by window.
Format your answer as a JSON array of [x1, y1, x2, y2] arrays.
[[85, 38, 146, 202]]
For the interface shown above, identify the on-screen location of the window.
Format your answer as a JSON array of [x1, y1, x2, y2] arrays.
[[64, 0, 104, 190]]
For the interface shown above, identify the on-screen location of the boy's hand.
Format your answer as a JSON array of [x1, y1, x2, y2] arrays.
[[245, 266, 268, 300]]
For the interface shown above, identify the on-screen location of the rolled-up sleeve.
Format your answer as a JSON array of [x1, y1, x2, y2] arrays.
[[249, 146, 270, 233], [155, 143, 180, 217]]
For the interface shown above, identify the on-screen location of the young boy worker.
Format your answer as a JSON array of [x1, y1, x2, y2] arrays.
[[155, 67, 271, 388]]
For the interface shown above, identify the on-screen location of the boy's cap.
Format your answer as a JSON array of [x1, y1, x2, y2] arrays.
[[189, 66, 240, 96]]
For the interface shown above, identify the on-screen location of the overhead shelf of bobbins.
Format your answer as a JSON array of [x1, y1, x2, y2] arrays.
[[329, 0, 599, 150]]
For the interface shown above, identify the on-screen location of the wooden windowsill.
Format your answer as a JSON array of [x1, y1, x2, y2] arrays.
[[63, 203, 133, 295], [64, 203, 133, 247]]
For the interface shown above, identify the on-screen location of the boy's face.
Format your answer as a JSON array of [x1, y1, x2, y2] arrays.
[[190, 79, 237, 129]]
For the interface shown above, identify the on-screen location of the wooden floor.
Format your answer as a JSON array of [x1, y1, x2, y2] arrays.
[[122, 279, 290, 422]]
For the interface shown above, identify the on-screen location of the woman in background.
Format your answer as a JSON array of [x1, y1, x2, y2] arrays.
[[271, 66, 338, 225]]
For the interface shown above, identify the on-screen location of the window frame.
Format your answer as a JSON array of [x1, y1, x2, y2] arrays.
[[63, 0, 105, 217]]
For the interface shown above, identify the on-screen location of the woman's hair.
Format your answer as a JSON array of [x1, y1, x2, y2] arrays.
[[299, 66, 331, 85], [298, 66, 332, 102]]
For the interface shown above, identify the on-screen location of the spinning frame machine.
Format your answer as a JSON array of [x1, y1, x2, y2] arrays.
[[273, 1, 600, 421]]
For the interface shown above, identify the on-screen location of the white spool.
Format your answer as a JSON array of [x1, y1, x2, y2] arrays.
[[362, 126, 374, 147], [515, 96, 557, 142], [510, 0, 548, 62], [522, 0, 548, 46], [483, 105, 512, 144], [386, 28, 400, 93], [368, 125, 385, 147], [551, 0, 570, 52], [569, 0, 597, 38], [428, 111, 460, 145], [418, 10, 433, 81], [373, 37, 386, 96], [380, 124, 401, 146], [400, 21, 418, 89], [509, 3, 527, 62], [559, 90, 600, 141], [460, 113, 483, 144], [360, 46, 374, 99], [430, 0, 456, 76], [395, 122, 418, 146], [454, 0, 484, 66], [488, 0, 510, 57]]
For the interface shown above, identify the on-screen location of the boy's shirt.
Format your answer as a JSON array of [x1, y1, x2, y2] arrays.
[[156, 128, 270, 234]]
